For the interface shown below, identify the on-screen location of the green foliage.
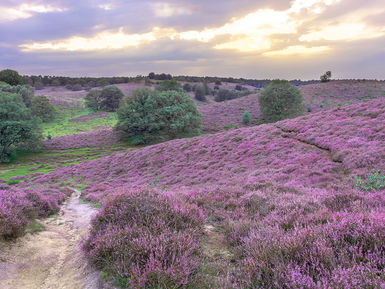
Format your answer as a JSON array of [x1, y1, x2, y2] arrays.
[[116, 88, 202, 144], [258, 79, 304, 123], [0, 91, 41, 162], [242, 110, 250, 124], [85, 89, 102, 111], [203, 81, 210, 95], [0, 69, 23, 86], [155, 80, 181, 92], [194, 85, 206, 101], [0, 81, 9, 86], [0, 85, 35, 107], [30, 95, 55, 122], [214, 89, 242, 102], [183, 83, 192, 92], [350, 170, 385, 192], [320, 71, 332, 82]]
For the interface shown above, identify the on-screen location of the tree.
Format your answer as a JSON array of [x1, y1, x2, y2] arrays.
[[0, 69, 23, 86], [194, 86, 206, 101], [0, 92, 41, 161], [148, 72, 155, 79], [183, 83, 192, 92], [155, 80, 181, 92], [258, 80, 304, 123], [116, 88, 202, 144], [320, 71, 332, 82], [203, 81, 210, 95], [30, 95, 55, 122], [85, 89, 102, 111], [242, 110, 250, 124], [100, 86, 124, 112], [0, 85, 35, 107]]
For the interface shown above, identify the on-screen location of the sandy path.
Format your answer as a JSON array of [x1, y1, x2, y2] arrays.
[[0, 190, 102, 289]]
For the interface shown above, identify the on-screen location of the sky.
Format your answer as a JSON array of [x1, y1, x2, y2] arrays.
[[0, 0, 384, 80]]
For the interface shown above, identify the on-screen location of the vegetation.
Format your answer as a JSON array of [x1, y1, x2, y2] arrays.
[[194, 85, 206, 101], [85, 86, 123, 112], [155, 79, 181, 92], [116, 88, 202, 144], [242, 110, 250, 124], [0, 69, 23, 86], [85, 89, 102, 111], [30, 95, 56, 122], [259, 79, 304, 122], [0, 92, 41, 162], [320, 71, 332, 82], [0, 84, 35, 107]]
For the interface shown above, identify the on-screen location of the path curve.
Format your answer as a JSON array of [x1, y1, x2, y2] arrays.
[[0, 189, 102, 289]]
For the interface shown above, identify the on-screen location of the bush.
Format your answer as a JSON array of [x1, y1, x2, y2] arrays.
[[0, 85, 35, 107], [83, 189, 204, 288], [320, 71, 332, 82], [183, 83, 192, 92], [85, 89, 102, 111], [258, 79, 304, 122], [71, 84, 83, 91], [0, 69, 23, 86], [194, 85, 206, 101], [242, 110, 250, 124], [0, 92, 42, 162], [30, 95, 55, 122], [215, 89, 239, 102], [155, 80, 181, 92], [116, 88, 202, 144]]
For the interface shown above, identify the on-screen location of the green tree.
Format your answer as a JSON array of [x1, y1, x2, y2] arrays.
[[242, 110, 250, 124], [85, 89, 102, 111], [30, 95, 55, 122], [0, 69, 23, 86], [116, 88, 202, 144], [155, 80, 181, 92], [183, 83, 192, 92], [194, 85, 206, 101], [0, 92, 41, 161], [320, 71, 332, 82], [258, 80, 304, 123], [100, 86, 124, 112]]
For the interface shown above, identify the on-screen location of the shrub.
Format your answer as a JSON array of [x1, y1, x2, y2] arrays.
[[116, 88, 202, 144], [242, 110, 250, 124], [83, 189, 204, 288], [30, 95, 55, 122], [100, 86, 124, 112], [215, 89, 238, 102], [320, 71, 332, 82], [155, 80, 181, 92], [85, 89, 102, 111], [71, 84, 83, 91], [0, 91, 41, 162], [0, 69, 23, 86], [183, 83, 192, 92], [258, 79, 304, 123], [203, 81, 210, 95], [0, 84, 35, 107], [350, 170, 385, 192], [194, 85, 206, 101]]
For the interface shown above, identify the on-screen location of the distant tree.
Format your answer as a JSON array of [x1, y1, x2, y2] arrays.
[[258, 79, 304, 123], [155, 80, 181, 92], [0, 69, 23, 86], [194, 86, 206, 102], [203, 81, 210, 95], [242, 110, 250, 124], [215, 80, 222, 85], [30, 95, 55, 122], [116, 88, 202, 144], [148, 72, 155, 79], [183, 83, 192, 92], [100, 86, 124, 112], [320, 71, 332, 82], [0, 92, 41, 162]]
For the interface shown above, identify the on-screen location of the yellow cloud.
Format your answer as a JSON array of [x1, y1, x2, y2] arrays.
[[263, 45, 330, 56], [0, 4, 64, 23]]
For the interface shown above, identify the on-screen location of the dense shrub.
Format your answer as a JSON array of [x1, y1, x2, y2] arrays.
[[85, 86, 123, 112], [215, 89, 239, 102], [83, 189, 204, 288], [0, 92, 41, 162], [116, 88, 202, 144], [194, 85, 206, 101], [155, 80, 181, 92], [183, 83, 192, 92], [0, 84, 35, 107], [30, 95, 55, 122], [242, 110, 250, 124], [0, 69, 23, 86], [258, 79, 304, 122]]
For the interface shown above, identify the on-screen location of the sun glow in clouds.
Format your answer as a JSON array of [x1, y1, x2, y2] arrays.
[[263, 45, 330, 56], [0, 3, 65, 22]]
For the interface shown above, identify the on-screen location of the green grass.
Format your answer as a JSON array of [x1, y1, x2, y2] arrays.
[[26, 220, 46, 234]]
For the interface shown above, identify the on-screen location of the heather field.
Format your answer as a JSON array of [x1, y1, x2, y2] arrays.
[[1, 79, 385, 288]]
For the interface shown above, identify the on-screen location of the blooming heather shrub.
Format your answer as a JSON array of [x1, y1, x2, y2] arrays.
[[83, 189, 204, 288], [116, 88, 202, 144], [259, 79, 304, 123]]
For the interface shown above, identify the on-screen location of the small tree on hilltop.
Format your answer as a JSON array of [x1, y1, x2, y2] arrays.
[[30, 95, 55, 122], [0, 69, 23, 86], [258, 79, 304, 123], [100, 86, 124, 112], [320, 71, 332, 83], [116, 88, 202, 144]]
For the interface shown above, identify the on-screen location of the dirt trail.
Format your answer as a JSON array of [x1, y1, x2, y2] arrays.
[[0, 190, 102, 289]]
